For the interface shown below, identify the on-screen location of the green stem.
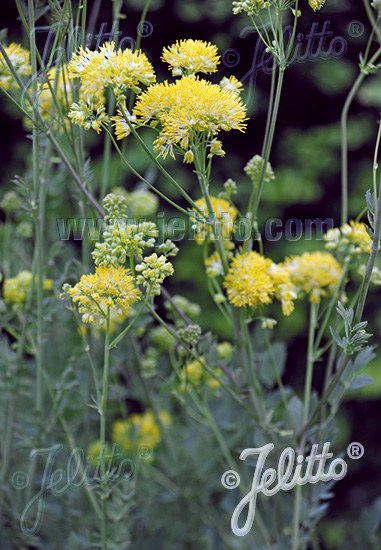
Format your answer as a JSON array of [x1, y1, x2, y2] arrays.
[[341, 47, 381, 224], [108, 293, 150, 349], [100, 308, 111, 550], [292, 302, 318, 550], [118, 105, 205, 216], [147, 303, 259, 421]]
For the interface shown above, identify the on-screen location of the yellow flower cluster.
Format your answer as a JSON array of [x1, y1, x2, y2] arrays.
[[112, 410, 171, 453], [67, 265, 140, 323], [180, 356, 222, 392], [35, 66, 74, 124], [68, 98, 109, 134], [194, 196, 237, 243], [68, 41, 155, 99], [308, 0, 326, 11], [133, 72, 247, 160], [0, 43, 31, 90], [224, 251, 295, 315], [161, 39, 220, 75], [324, 220, 372, 256], [284, 251, 342, 303], [3, 270, 52, 312]]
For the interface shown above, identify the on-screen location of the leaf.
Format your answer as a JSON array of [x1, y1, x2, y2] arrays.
[[353, 346, 377, 373], [361, 497, 381, 536], [288, 395, 303, 431], [349, 375, 374, 390]]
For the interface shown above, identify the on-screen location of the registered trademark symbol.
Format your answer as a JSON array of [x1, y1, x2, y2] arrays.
[[348, 21, 365, 38], [347, 442, 364, 459]]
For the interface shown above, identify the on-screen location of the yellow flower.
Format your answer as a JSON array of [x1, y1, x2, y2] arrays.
[[220, 76, 243, 95], [68, 98, 109, 134], [162, 39, 220, 75], [183, 150, 194, 164], [0, 43, 31, 90], [224, 252, 297, 314], [224, 251, 275, 308], [3, 271, 53, 312], [133, 75, 247, 159], [68, 265, 140, 324], [180, 355, 222, 392], [324, 220, 372, 256], [308, 0, 326, 11], [68, 41, 155, 101], [284, 251, 342, 303], [111, 410, 171, 454], [194, 196, 237, 243]]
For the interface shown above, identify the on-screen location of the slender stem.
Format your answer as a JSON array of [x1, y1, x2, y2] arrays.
[[28, 0, 44, 415], [303, 303, 318, 426], [100, 308, 111, 550], [103, 126, 202, 219], [108, 293, 150, 349], [147, 303, 259, 421], [292, 302, 318, 550], [244, 66, 285, 253], [118, 105, 205, 216], [341, 48, 381, 224]]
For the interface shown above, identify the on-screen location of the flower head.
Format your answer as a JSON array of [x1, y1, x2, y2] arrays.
[[244, 154, 275, 185], [0, 43, 31, 90], [68, 42, 155, 101], [68, 98, 109, 134], [308, 0, 326, 11], [232, 1, 271, 16], [224, 251, 275, 308], [136, 253, 174, 295], [283, 251, 342, 303], [180, 356, 222, 393], [193, 196, 237, 243], [224, 251, 296, 314], [93, 221, 158, 266], [3, 271, 52, 312], [220, 76, 243, 95], [324, 220, 372, 256], [112, 410, 171, 454], [67, 265, 140, 323], [133, 75, 247, 159], [162, 39, 220, 76]]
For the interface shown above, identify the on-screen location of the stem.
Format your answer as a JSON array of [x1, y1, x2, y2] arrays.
[[292, 302, 318, 550], [100, 308, 111, 550], [108, 293, 150, 349], [244, 67, 285, 253], [341, 47, 381, 224], [146, 303, 259, 421], [28, 0, 44, 414]]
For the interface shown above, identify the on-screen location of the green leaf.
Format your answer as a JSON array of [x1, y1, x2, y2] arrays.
[[288, 395, 303, 432], [349, 375, 374, 390]]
